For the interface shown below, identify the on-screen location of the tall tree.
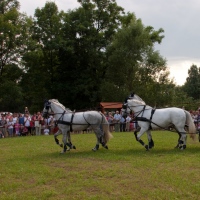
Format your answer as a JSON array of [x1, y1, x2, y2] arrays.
[[55, 0, 124, 109], [0, 0, 31, 112], [0, 0, 32, 77], [183, 64, 200, 100], [102, 13, 174, 104], [21, 2, 64, 111]]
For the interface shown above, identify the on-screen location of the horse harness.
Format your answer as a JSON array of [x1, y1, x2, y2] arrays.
[[133, 105, 156, 130], [56, 111, 104, 132], [57, 111, 75, 132]]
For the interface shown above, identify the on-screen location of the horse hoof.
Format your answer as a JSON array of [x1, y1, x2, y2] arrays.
[[60, 151, 65, 154], [145, 145, 149, 151], [92, 148, 97, 151], [59, 144, 63, 148], [174, 145, 179, 148], [179, 146, 183, 150], [73, 145, 76, 149], [104, 145, 108, 149], [67, 148, 70, 151]]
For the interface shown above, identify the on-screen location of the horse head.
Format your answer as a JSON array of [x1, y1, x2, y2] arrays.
[[43, 99, 52, 118]]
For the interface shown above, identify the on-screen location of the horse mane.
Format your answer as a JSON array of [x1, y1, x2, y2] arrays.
[[134, 94, 146, 104], [128, 99, 146, 105], [49, 99, 71, 111], [128, 99, 152, 108]]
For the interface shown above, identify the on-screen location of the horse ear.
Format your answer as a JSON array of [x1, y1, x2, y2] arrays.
[[124, 98, 128, 103], [131, 92, 134, 97]]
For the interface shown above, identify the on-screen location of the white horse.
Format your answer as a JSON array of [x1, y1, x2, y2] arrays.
[[42, 99, 113, 153], [122, 94, 196, 150]]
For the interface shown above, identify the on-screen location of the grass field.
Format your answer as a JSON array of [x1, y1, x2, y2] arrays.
[[1, 131, 200, 200]]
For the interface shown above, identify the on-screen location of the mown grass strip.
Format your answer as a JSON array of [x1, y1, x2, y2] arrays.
[[0, 131, 200, 199]]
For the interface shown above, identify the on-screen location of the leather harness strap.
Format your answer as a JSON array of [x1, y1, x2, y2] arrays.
[[149, 108, 156, 130], [57, 111, 75, 132]]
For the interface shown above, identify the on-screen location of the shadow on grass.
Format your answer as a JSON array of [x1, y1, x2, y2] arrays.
[[23, 145, 200, 163]]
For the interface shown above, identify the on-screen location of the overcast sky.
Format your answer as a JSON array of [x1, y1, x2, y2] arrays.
[[18, 0, 200, 85]]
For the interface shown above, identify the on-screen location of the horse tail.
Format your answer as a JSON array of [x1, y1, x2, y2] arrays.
[[101, 115, 113, 144], [184, 110, 196, 140]]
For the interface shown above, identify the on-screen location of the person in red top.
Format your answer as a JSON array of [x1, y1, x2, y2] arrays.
[[7, 113, 11, 120], [31, 113, 36, 135], [104, 112, 108, 121]]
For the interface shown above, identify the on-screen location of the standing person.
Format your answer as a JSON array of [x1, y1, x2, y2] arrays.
[[19, 114, 24, 126], [194, 111, 198, 127], [7, 113, 11, 120], [15, 119, 20, 136], [24, 113, 31, 135], [31, 113, 36, 135], [35, 112, 42, 136], [7, 117, 14, 137], [126, 115, 131, 132], [25, 107, 29, 114], [0, 116, 7, 138], [19, 114, 24, 134], [49, 116, 55, 135], [114, 110, 121, 132], [108, 112, 114, 132], [104, 112, 108, 121], [12, 113, 18, 137], [45, 116, 51, 127], [120, 111, 126, 132], [197, 110, 200, 125]]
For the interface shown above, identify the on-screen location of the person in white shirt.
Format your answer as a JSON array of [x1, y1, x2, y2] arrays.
[[24, 113, 31, 135], [126, 115, 132, 132], [7, 118, 14, 137], [114, 111, 121, 132], [44, 126, 49, 135]]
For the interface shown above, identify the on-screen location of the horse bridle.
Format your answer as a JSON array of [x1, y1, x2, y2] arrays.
[[43, 100, 51, 118]]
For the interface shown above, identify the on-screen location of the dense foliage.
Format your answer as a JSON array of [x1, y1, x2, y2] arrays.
[[0, 0, 196, 113]]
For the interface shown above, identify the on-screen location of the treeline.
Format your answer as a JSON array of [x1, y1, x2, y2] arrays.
[[0, 0, 198, 113]]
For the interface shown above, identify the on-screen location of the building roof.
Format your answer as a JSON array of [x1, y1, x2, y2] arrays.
[[99, 102, 123, 109]]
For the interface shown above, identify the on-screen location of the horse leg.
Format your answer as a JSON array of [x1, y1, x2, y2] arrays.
[[134, 127, 141, 141], [147, 130, 154, 149], [174, 132, 182, 148], [180, 133, 187, 150], [60, 130, 73, 153], [66, 131, 76, 151], [95, 127, 108, 149], [137, 127, 149, 150], [92, 126, 108, 151], [92, 132, 100, 151], [54, 130, 63, 148]]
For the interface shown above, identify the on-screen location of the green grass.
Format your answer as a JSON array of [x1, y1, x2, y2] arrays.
[[0, 131, 200, 200]]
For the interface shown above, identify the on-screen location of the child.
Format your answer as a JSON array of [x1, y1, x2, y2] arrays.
[[7, 118, 14, 137], [21, 127, 28, 136], [15, 119, 20, 136], [44, 126, 49, 135]]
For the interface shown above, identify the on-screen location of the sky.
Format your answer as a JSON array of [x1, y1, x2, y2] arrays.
[[18, 0, 200, 85]]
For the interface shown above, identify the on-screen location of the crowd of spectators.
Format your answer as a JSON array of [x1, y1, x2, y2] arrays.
[[104, 110, 138, 133], [2, 106, 199, 139], [0, 108, 58, 138], [189, 108, 200, 134]]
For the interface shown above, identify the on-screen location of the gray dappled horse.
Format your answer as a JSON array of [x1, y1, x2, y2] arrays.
[[122, 94, 196, 150], [42, 99, 113, 153]]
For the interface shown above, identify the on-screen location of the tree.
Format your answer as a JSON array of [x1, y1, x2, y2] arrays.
[[55, 0, 124, 109], [0, 0, 32, 112], [21, 1, 64, 111], [102, 13, 174, 104], [183, 64, 200, 100], [0, 0, 32, 77]]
